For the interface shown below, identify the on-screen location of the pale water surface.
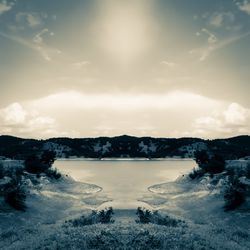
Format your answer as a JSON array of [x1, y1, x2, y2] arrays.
[[55, 159, 196, 209]]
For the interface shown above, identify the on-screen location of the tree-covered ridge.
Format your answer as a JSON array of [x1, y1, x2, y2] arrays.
[[0, 135, 249, 160]]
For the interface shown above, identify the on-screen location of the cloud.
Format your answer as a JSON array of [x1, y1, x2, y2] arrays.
[[209, 12, 235, 28], [0, 30, 60, 62], [192, 102, 250, 138], [223, 103, 249, 125], [16, 12, 42, 27], [236, 0, 250, 15], [0, 103, 26, 125], [72, 61, 91, 70], [201, 28, 217, 44], [160, 61, 179, 69], [190, 31, 250, 61], [30, 90, 219, 111], [0, 0, 13, 15], [0, 102, 59, 138]]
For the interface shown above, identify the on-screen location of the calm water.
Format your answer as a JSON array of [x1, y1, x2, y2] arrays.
[[55, 159, 196, 209]]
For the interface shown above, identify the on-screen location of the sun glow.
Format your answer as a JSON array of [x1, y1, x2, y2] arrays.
[[96, 0, 154, 64]]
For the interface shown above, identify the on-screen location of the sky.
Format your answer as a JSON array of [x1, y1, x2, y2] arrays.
[[0, 0, 249, 139]]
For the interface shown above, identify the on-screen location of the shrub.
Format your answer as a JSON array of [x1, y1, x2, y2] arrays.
[[0, 162, 4, 179], [67, 207, 114, 227], [136, 207, 151, 224], [194, 151, 225, 175], [224, 177, 246, 211], [24, 154, 47, 174], [246, 163, 250, 179], [45, 168, 61, 180], [136, 207, 182, 227], [3, 175, 26, 211], [24, 151, 59, 179], [98, 207, 114, 223], [4, 185, 26, 211], [40, 150, 56, 167], [194, 150, 209, 165], [189, 168, 205, 179]]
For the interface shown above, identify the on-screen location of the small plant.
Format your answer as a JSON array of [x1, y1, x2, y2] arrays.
[[67, 207, 114, 227], [136, 207, 182, 227], [98, 207, 114, 223], [136, 207, 152, 224], [152, 211, 182, 227]]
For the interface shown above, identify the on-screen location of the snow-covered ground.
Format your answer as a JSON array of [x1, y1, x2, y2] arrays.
[[0, 159, 250, 249]]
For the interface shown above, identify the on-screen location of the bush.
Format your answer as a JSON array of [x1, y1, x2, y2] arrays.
[[224, 177, 246, 211], [45, 168, 61, 180], [189, 168, 205, 179], [3, 175, 26, 211], [4, 185, 26, 211], [246, 163, 250, 179], [194, 151, 225, 175], [136, 207, 182, 227], [136, 207, 151, 223], [194, 150, 209, 165], [67, 207, 114, 227], [0, 162, 4, 179], [24, 154, 47, 174], [98, 207, 114, 223], [24, 151, 60, 179], [40, 150, 56, 167]]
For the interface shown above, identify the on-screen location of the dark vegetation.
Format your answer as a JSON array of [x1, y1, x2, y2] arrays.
[[66, 207, 114, 227], [224, 163, 250, 210], [190, 150, 250, 210], [0, 150, 61, 211], [191, 150, 226, 178], [24, 150, 61, 179], [0, 163, 26, 211], [136, 207, 183, 227], [0, 135, 249, 159]]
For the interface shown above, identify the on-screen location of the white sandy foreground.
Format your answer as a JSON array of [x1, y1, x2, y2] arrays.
[[0, 163, 250, 250]]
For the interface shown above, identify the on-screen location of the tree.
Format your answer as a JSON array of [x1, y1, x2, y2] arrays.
[[40, 150, 56, 167]]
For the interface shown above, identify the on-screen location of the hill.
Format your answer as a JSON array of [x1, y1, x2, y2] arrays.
[[0, 135, 249, 160]]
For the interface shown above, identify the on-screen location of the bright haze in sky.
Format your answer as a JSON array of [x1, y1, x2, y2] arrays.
[[0, 0, 249, 139]]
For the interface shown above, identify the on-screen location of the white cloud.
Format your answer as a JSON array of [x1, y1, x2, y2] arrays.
[[223, 103, 249, 125], [16, 12, 42, 27], [237, 0, 250, 15], [32, 29, 61, 61], [72, 61, 91, 70], [0, 103, 26, 125], [0, 0, 13, 15], [190, 31, 250, 61], [201, 28, 217, 44], [0, 30, 61, 62], [160, 61, 179, 69], [0, 102, 58, 137], [192, 102, 250, 138], [209, 12, 235, 28], [31, 90, 219, 111], [1, 93, 248, 139]]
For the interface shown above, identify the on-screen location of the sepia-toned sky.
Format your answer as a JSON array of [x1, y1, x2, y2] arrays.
[[0, 0, 250, 139]]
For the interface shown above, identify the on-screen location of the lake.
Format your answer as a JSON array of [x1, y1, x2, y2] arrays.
[[54, 159, 196, 209]]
